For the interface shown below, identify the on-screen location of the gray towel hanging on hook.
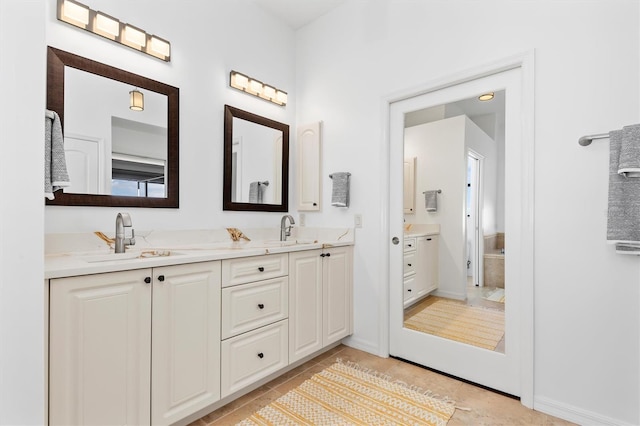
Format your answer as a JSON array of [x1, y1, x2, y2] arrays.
[[330, 172, 351, 207]]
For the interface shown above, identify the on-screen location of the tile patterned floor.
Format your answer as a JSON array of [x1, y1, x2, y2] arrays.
[[189, 345, 575, 425]]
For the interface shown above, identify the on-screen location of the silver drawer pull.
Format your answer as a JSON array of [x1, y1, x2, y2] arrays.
[[257, 352, 264, 359]]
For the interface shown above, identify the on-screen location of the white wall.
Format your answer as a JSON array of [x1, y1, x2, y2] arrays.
[[405, 117, 467, 299], [295, 1, 639, 424], [45, 0, 297, 233], [0, 1, 46, 424]]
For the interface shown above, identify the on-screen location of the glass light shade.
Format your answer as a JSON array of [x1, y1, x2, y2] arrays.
[[129, 89, 144, 111], [94, 12, 119, 39], [123, 24, 146, 48], [149, 36, 171, 59], [230, 72, 249, 90], [248, 79, 263, 96], [60, 0, 90, 28], [276, 90, 288, 105], [262, 85, 276, 99]]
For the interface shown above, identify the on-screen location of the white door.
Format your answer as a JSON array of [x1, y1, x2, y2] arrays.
[[389, 67, 526, 396], [63, 134, 104, 194], [151, 261, 221, 426]]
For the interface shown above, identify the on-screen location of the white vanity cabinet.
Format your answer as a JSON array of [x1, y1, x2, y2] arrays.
[[220, 254, 289, 398], [289, 246, 353, 363], [403, 235, 439, 308], [48, 261, 221, 426]]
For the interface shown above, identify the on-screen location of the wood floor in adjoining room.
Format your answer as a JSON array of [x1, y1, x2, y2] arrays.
[[189, 345, 575, 425]]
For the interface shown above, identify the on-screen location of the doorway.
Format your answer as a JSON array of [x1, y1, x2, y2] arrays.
[[387, 61, 534, 401]]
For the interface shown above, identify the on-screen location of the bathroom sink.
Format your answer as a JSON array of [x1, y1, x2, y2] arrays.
[[80, 250, 184, 263], [253, 240, 298, 247]]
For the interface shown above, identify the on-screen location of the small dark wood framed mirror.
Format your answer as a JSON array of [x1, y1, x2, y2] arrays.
[[223, 105, 289, 212], [46, 46, 179, 207]]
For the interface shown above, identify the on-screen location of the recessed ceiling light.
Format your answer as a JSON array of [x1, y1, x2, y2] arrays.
[[478, 92, 494, 101]]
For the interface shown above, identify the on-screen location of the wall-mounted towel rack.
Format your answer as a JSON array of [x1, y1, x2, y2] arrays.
[[422, 189, 442, 194], [579, 132, 609, 146], [258, 181, 269, 186], [329, 173, 351, 178]]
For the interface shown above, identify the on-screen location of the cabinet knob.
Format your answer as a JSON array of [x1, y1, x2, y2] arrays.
[[320, 253, 325, 257], [313, 202, 317, 206], [325, 253, 331, 257], [258, 266, 265, 272], [258, 303, 264, 309], [257, 352, 264, 359], [157, 275, 165, 282], [144, 277, 151, 284], [407, 289, 412, 292], [426, 238, 432, 241], [407, 263, 412, 267], [408, 244, 412, 247]]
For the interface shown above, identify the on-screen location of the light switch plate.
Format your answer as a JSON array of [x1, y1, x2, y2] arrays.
[[299, 213, 306, 226], [354, 214, 362, 228]]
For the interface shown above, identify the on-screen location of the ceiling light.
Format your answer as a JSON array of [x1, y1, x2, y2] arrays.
[[229, 70, 288, 107], [478, 92, 495, 101]]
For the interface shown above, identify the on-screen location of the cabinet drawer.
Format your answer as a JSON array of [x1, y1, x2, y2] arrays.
[[403, 251, 416, 276], [221, 320, 288, 398], [403, 274, 416, 304], [222, 254, 288, 287], [221, 277, 288, 339], [404, 237, 416, 252]]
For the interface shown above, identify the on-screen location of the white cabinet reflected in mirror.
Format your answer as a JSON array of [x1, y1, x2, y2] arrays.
[[223, 105, 289, 212], [46, 47, 179, 208]]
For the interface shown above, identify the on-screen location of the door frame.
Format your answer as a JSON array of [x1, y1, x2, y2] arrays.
[[467, 149, 484, 287], [377, 51, 535, 407]]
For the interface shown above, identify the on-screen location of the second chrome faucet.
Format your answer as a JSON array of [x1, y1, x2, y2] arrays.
[[280, 215, 295, 241], [115, 212, 136, 253]]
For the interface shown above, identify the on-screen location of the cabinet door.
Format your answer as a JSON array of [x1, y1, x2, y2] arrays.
[[417, 235, 439, 295], [151, 261, 221, 426], [403, 274, 417, 308], [289, 250, 323, 362], [297, 121, 322, 211], [323, 246, 353, 345], [49, 269, 152, 426]]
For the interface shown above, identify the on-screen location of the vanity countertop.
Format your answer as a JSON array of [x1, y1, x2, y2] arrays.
[[404, 223, 440, 238], [45, 227, 354, 279]]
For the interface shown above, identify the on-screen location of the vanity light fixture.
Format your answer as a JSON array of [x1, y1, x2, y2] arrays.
[[56, 0, 171, 61], [478, 92, 495, 101], [229, 70, 288, 107], [129, 89, 144, 111]]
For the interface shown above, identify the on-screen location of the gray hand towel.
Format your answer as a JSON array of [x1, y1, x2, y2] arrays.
[[45, 109, 70, 200], [248, 181, 268, 203], [424, 190, 438, 212], [617, 124, 640, 177], [607, 126, 640, 251], [330, 172, 350, 207]]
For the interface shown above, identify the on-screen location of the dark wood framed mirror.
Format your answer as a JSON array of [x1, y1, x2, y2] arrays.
[[223, 105, 289, 212], [46, 46, 179, 207]]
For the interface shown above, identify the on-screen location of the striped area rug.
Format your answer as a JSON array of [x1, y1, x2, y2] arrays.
[[404, 299, 504, 350], [238, 361, 456, 425]]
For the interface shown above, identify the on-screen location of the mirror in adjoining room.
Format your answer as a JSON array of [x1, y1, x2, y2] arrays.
[[223, 105, 289, 212], [402, 91, 507, 353], [46, 46, 179, 208]]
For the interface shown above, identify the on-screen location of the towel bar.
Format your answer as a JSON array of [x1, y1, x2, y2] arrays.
[[329, 173, 351, 179], [422, 189, 442, 194], [579, 132, 609, 146]]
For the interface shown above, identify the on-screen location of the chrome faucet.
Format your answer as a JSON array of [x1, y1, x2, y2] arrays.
[[115, 212, 135, 253], [280, 215, 295, 241]]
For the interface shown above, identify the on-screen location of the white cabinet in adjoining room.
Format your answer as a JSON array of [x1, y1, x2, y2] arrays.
[[49, 261, 222, 426], [289, 246, 353, 363], [416, 235, 439, 297]]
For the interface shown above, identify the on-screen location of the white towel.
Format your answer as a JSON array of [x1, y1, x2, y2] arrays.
[[617, 124, 640, 177], [607, 125, 640, 254], [45, 109, 70, 200], [424, 190, 438, 212], [330, 172, 350, 207]]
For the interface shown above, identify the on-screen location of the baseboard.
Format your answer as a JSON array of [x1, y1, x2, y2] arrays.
[[535, 396, 636, 426], [433, 289, 466, 300], [342, 335, 384, 357]]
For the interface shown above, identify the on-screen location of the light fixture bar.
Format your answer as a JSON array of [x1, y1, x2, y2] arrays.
[[229, 70, 288, 107], [56, 0, 171, 61]]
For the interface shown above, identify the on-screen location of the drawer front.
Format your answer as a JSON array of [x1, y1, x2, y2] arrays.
[[403, 251, 416, 276], [222, 254, 288, 287], [221, 320, 288, 398], [403, 274, 416, 303], [404, 237, 416, 252], [221, 277, 289, 339]]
